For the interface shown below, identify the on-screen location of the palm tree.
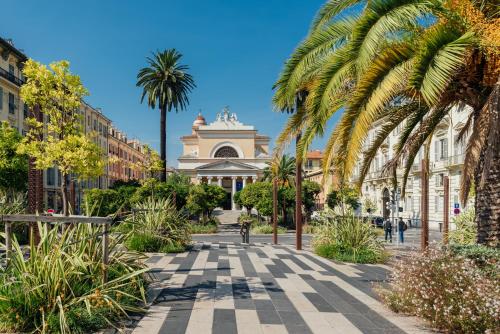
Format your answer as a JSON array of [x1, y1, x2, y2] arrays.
[[273, 0, 499, 246], [263, 154, 296, 225], [137, 49, 195, 182]]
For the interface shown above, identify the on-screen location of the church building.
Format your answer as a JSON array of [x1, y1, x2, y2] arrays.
[[177, 107, 271, 210]]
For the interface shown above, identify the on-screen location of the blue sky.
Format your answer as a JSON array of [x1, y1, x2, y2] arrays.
[[2, 0, 340, 166]]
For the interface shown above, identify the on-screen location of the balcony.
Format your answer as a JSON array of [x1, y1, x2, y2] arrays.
[[448, 154, 465, 166], [0, 67, 24, 86]]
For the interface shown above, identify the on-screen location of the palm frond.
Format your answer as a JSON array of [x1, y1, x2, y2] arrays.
[[410, 26, 476, 106], [310, 0, 366, 32]]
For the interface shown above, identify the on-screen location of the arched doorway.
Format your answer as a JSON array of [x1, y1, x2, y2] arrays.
[[382, 188, 390, 219]]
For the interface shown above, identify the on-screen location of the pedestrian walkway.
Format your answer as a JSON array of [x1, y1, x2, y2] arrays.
[[132, 242, 430, 334]]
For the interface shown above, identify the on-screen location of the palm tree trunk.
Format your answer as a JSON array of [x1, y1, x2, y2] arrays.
[[475, 90, 500, 247], [160, 106, 167, 182], [295, 132, 303, 250]]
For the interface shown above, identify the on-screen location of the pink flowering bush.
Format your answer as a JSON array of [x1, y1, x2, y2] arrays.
[[381, 249, 500, 333]]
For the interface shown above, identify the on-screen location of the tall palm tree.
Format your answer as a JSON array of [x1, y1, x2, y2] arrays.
[[137, 49, 195, 182], [273, 0, 499, 246], [263, 154, 296, 224]]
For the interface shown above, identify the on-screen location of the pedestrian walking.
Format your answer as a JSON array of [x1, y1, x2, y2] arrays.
[[398, 217, 407, 243], [384, 219, 392, 243]]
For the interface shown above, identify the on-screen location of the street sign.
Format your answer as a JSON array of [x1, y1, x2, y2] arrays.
[[454, 208, 460, 215], [454, 203, 460, 209]]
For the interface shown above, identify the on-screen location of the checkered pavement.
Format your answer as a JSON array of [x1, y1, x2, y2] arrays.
[[132, 242, 430, 334]]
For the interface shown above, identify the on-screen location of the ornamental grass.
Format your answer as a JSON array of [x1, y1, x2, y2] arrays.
[[0, 222, 148, 333], [381, 248, 500, 333]]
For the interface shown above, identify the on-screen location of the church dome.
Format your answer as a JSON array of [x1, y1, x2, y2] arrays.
[[192, 113, 206, 127]]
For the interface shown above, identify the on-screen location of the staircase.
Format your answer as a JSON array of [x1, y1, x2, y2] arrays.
[[213, 209, 242, 234]]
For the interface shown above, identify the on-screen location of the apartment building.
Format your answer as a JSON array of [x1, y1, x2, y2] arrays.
[[44, 102, 112, 213], [108, 127, 147, 186], [0, 37, 29, 134], [304, 150, 323, 173], [351, 105, 471, 230]]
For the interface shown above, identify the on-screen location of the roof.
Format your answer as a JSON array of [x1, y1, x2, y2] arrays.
[[0, 37, 28, 62], [306, 150, 323, 159]]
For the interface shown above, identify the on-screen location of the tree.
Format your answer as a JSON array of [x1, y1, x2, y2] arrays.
[[326, 186, 360, 213], [0, 122, 28, 191], [363, 197, 377, 215], [18, 60, 104, 215], [263, 155, 296, 224], [136, 49, 195, 182], [131, 145, 163, 180], [131, 173, 192, 210], [273, 0, 500, 246], [186, 184, 225, 220], [302, 180, 321, 220], [240, 182, 273, 217]]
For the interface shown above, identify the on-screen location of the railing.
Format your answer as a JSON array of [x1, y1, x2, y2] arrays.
[[1, 214, 112, 282], [448, 154, 465, 166], [0, 67, 24, 86]]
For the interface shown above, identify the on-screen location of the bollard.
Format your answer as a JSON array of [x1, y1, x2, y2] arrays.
[[240, 220, 251, 244]]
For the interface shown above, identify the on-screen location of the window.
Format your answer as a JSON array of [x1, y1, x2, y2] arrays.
[[306, 160, 314, 168], [93, 119, 97, 131], [454, 135, 464, 156], [47, 168, 56, 186], [434, 138, 448, 161], [8, 93, 15, 114], [214, 146, 239, 158], [435, 173, 444, 186], [0, 87, 3, 110], [8, 64, 14, 75]]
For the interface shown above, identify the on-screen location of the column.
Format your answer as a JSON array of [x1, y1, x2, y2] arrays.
[[217, 176, 223, 187], [242, 177, 246, 188], [231, 176, 237, 210], [196, 176, 202, 185], [207, 176, 212, 185], [251, 176, 257, 183]]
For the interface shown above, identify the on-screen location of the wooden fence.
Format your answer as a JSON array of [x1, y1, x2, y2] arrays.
[[1, 214, 113, 283]]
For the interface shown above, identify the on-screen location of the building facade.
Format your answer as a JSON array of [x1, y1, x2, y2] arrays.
[[0, 37, 29, 134], [178, 107, 271, 210], [108, 126, 147, 186], [44, 102, 112, 213], [351, 106, 471, 230]]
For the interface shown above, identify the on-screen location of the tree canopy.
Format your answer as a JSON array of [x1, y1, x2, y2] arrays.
[[0, 122, 28, 191]]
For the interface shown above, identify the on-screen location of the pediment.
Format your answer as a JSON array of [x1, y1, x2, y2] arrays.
[[196, 159, 260, 171]]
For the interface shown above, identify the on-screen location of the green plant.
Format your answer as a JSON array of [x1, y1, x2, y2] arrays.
[[381, 249, 500, 333], [251, 224, 287, 235], [0, 222, 147, 333], [186, 184, 225, 220], [124, 197, 191, 253], [0, 190, 28, 244], [326, 187, 360, 212], [302, 224, 316, 234], [137, 49, 195, 182], [312, 212, 386, 263], [448, 244, 500, 279], [189, 224, 217, 234], [0, 122, 28, 192], [273, 0, 500, 246], [449, 207, 476, 245]]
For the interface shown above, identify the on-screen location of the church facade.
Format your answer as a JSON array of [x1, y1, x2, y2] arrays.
[[177, 107, 271, 210]]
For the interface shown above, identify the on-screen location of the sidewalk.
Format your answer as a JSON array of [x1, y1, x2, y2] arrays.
[[130, 241, 432, 334]]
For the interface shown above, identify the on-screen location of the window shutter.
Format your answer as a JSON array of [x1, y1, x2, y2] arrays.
[[443, 138, 448, 158], [434, 140, 439, 161], [0, 87, 3, 110]]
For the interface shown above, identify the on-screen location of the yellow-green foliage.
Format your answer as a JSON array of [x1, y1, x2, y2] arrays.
[[17, 60, 104, 183], [0, 223, 148, 333]]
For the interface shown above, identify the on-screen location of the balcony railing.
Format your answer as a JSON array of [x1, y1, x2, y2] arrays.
[[0, 67, 24, 86], [448, 154, 465, 166]]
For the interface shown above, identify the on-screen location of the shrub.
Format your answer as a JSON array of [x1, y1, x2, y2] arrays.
[[189, 224, 218, 234], [0, 190, 28, 244], [131, 175, 191, 210], [448, 244, 500, 278], [0, 223, 147, 333], [84, 188, 134, 217], [381, 249, 500, 333], [251, 224, 286, 234], [449, 207, 476, 245], [124, 197, 191, 253], [312, 212, 386, 263], [302, 224, 316, 234], [186, 184, 226, 219]]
